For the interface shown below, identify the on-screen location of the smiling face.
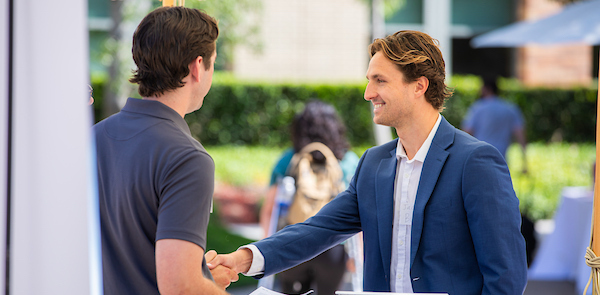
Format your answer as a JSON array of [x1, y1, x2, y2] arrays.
[[364, 51, 418, 129]]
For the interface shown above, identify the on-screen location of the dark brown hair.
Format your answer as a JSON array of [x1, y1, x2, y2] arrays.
[[369, 30, 453, 110], [291, 100, 350, 161], [129, 6, 219, 98]]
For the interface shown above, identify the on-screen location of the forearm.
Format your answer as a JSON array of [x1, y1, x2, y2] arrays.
[[157, 239, 233, 295], [158, 276, 230, 295], [230, 248, 253, 274], [259, 186, 278, 238]]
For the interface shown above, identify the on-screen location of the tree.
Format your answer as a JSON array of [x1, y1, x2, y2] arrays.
[[98, 0, 263, 119], [187, 0, 263, 71]]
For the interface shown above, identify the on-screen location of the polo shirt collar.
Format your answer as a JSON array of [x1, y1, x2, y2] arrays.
[[121, 97, 191, 135]]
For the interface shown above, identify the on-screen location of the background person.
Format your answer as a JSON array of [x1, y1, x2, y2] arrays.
[[93, 7, 236, 294], [208, 30, 527, 295], [462, 77, 528, 173], [259, 99, 359, 295]]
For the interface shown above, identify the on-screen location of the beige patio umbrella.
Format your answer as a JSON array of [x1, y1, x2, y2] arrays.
[[471, 0, 600, 293]]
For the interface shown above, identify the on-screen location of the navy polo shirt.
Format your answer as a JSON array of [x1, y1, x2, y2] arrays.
[[94, 98, 214, 294]]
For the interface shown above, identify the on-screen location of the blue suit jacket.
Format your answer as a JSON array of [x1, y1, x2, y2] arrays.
[[254, 117, 527, 295]]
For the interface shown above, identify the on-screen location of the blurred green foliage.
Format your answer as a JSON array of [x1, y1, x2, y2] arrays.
[[184, 75, 374, 146], [92, 73, 599, 146], [507, 142, 595, 221], [187, 0, 263, 71], [206, 145, 286, 187]]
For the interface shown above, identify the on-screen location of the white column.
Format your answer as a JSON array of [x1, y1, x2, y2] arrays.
[[423, 0, 452, 79], [0, 0, 9, 291], [11, 0, 98, 294]]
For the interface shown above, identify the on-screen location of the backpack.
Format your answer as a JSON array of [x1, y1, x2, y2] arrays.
[[285, 142, 345, 225]]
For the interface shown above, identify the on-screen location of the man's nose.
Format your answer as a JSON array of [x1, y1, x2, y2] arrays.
[[364, 82, 375, 101]]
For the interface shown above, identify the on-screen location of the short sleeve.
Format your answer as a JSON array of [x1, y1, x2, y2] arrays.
[[155, 150, 215, 250]]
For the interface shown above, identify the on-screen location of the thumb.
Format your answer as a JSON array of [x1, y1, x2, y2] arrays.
[[205, 250, 218, 262]]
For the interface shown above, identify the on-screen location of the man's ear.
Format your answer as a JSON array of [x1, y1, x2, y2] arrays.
[[189, 56, 204, 83], [414, 76, 429, 97]]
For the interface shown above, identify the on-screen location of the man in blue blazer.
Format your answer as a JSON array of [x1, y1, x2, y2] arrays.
[[208, 30, 527, 295]]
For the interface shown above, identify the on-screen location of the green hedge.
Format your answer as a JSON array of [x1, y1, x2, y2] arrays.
[[184, 81, 374, 146], [92, 74, 599, 145]]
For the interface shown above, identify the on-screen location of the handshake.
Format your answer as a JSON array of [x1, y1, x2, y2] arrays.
[[205, 248, 254, 289]]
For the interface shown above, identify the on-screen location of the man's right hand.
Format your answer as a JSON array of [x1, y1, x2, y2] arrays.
[[206, 248, 253, 275], [205, 250, 239, 289]]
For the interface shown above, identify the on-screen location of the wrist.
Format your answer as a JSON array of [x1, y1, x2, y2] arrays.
[[234, 248, 253, 274]]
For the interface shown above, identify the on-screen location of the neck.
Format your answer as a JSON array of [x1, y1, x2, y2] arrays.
[[144, 89, 189, 118], [396, 110, 439, 160]]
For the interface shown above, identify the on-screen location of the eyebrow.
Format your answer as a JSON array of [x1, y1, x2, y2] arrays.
[[366, 74, 383, 80]]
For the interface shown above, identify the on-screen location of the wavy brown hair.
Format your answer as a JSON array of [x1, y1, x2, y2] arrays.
[[291, 100, 350, 161], [369, 30, 453, 111], [129, 7, 219, 98]]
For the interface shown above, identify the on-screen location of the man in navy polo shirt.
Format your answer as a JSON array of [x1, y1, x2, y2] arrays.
[[93, 7, 236, 294]]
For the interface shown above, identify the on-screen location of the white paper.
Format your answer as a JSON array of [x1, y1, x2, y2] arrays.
[[249, 287, 314, 295], [335, 292, 447, 295]]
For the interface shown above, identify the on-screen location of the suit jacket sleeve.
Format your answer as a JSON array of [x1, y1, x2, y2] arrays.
[[462, 144, 527, 295], [252, 150, 367, 276]]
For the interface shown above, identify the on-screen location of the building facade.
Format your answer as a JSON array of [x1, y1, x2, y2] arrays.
[[88, 0, 597, 86]]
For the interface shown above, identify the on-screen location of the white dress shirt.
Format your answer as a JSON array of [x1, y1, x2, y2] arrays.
[[390, 114, 441, 292], [242, 115, 443, 291]]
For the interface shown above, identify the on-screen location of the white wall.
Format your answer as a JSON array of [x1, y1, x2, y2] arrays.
[[9, 0, 98, 294], [234, 0, 370, 82]]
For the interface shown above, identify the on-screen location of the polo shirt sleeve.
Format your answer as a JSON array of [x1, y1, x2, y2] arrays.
[[155, 149, 215, 250]]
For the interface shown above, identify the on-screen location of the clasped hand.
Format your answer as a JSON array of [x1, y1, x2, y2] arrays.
[[205, 250, 240, 289], [206, 248, 254, 282]]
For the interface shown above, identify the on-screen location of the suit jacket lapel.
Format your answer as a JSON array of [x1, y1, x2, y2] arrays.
[[376, 141, 398, 280], [410, 117, 454, 267]]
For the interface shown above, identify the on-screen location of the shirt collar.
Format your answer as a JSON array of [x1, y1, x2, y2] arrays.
[[121, 97, 191, 136], [396, 114, 442, 163]]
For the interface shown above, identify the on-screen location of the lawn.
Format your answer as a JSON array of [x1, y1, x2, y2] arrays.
[[206, 142, 596, 221]]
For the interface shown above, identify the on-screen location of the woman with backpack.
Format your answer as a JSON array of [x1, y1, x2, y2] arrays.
[[259, 99, 360, 295]]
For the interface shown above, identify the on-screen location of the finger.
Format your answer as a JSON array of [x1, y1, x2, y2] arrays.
[[205, 250, 217, 262], [206, 255, 222, 269], [230, 272, 239, 283]]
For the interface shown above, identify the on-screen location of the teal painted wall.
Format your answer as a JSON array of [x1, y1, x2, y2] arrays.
[[387, 0, 515, 27], [453, 0, 515, 26]]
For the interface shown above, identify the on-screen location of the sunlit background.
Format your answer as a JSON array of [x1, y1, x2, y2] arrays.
[[0, 0, 597, 294], [85, 1, 599, 294]]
